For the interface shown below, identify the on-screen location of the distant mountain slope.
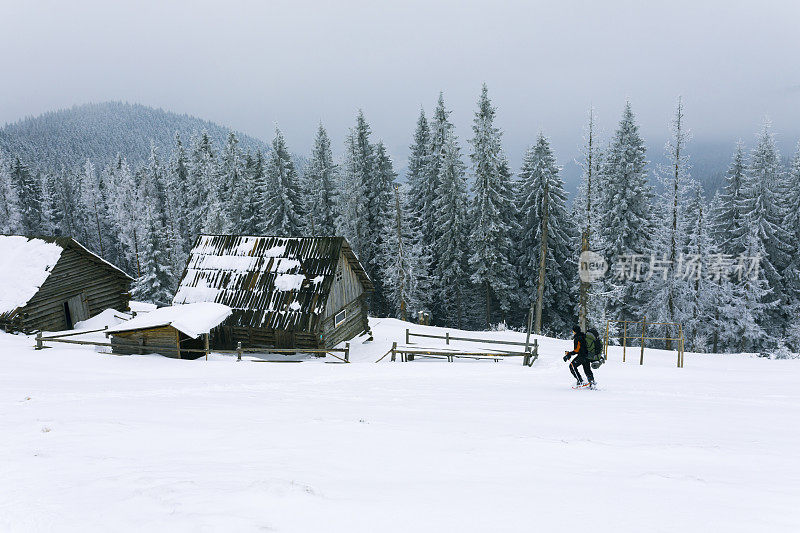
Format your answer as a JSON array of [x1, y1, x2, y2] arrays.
[[0, 102, 269, 169]]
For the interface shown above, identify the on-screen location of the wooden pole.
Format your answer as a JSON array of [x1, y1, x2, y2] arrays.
[[35, 332, 42, 350], [391, 341, 397, 362], [205, 333, 209, 361], [236, 341, 242, 362], [405, 328, 410, 345], [524, 303, 534, 353], [446, 331, 450, 345], [640, 316, 646, 365], [622, 320, 627, 363], [344, 342, 350, 363]]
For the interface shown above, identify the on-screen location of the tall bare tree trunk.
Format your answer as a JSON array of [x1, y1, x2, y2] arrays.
[[666, 98, 684, 351], [394, 185, 406, 321], [579, 109, 595, 332]]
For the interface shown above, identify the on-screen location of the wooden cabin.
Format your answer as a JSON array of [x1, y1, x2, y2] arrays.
[[172, 235, 374, 349], [105, 303, 232, 359], [0, 236, 132, 333]]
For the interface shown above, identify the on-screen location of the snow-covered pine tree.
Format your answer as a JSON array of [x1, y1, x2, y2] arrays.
[[424, 95, 456, 272], [337, 111, 375, 257], [573, 107, 604, 331], [782, 142, 800, 342], [712, 142, 748, 256], [220, 132, 245, 231], [468, 84, 518, 328], [597, 101, 655, 322], [645, 98, 693, 347], [516, 134, 577, 335], [39, 171, 60, 235], [304, 124, 338, 236], [9, 157, 43, 234], [108, 157, 145, 277], [682, 183, 723, 351], [263, 127, 304, 236], [362, 141, 398, 315], [382, 183, 431, 320], [165, 133, 190, 259], [239, 151, 265, 236], [733, 218, 776, 352], [406, 107, 431, 231], [77, 159, 108, 255], [186, 132, 216, 240], [0, 155, 21, 233], [742, 121, 792, 335], [131, 207, 175, 306], [432, 130, 471, 329]]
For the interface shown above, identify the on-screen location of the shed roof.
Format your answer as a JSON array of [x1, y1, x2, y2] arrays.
[[172, 235, 372, 331], [106, 302, 232, 338]]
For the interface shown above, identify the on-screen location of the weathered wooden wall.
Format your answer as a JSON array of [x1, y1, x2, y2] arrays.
[[110, 326, 181, 358], [322, 254, 365, 320], [320, 294, 369, 348], [11, 247, 131, 332]]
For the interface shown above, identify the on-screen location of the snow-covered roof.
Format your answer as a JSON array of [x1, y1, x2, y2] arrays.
[[0, 236, 64, 314], [172, 235, 372, 331], [106, 302, 232, 339]]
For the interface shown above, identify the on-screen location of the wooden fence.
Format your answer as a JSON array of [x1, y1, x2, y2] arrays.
[[390, 328, 539, 366], [35, 329, 351, 363], [604, 316, 684, 368]]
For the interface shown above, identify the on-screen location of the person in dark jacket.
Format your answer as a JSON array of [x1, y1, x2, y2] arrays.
[[563, 325, 595, 386]]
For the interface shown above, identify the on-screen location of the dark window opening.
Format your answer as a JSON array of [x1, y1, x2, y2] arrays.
[[63, 301, 73, 330]]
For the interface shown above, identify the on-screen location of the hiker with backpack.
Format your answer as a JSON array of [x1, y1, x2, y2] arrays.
[[563, 325, 603, 388]]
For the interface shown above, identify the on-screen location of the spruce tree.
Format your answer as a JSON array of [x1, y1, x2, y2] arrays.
[[10, 157, 42, 234], [782, 142, 800, 337], [263, 127, 304, 236], [516, 134, 577, 334], [304, 124, 338, 236], [713, 142, 748, 256], [742, 121, 791, 334], [432, 131, 471, 329], [382, 183, 431, 320], [597, 102, 655, 322], [368, 141, 398, 315], [132, 207, 175, 305], [338, 111, 375, 258], [239, 151, 266, 235], [468, 84, 518, 327], [645, 98, 693, 346], [0, 156, 21, 233], [186, 132, 216, 240], [220, 132, 245, 231]]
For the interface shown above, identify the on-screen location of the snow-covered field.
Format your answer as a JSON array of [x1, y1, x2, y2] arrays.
[[1, 317, 797, 532]]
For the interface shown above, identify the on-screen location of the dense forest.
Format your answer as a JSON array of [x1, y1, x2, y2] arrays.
[[1, 87, 798, 353]]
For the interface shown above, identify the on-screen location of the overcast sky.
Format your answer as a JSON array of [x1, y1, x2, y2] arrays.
[[2, 0, 799, 176]]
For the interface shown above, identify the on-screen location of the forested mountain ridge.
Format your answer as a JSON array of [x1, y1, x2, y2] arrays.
[[0, 102, 269, 169]]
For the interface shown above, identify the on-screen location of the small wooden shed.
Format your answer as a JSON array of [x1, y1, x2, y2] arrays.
[[172, 235, 374, 349], [105, 303, 232, 359], [0, 235, 132, 333]]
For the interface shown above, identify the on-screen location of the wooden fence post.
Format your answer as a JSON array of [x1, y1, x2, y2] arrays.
[[446, 331, 450, 345], [205, 333, 210, 361], [35, 332, 42, 350], [622, 321, 627, 363], [391, 341, 397, 362], [405, 328, 410, 345], [640, 316, 646, 365], [236, 341, 242, 362], [344, 342, 350, 363]]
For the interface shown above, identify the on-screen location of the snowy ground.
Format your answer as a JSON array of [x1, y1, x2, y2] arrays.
[[1, 317, 798, 532]]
